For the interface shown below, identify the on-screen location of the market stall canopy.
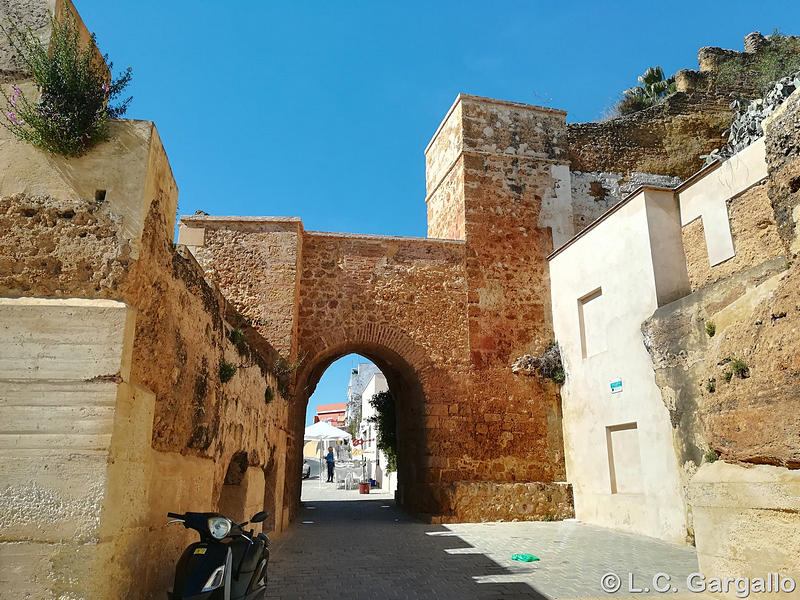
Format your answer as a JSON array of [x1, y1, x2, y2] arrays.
[[304, 420, 352, 441]]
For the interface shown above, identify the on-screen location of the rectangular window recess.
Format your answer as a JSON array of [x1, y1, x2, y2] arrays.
[[578, 287, 602, 359]]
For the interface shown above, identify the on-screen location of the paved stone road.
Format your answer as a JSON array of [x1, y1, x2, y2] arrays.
[[267, 480, 700, 599]]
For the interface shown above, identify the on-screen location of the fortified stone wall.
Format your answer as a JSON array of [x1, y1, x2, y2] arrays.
[[180, 96, 577, 522], [294, 231, 470, 516], [683, 32, 800, 98], [569, 32, 800, 191], [0, 106, 291, 598], [568, 91, 731, 182], [180, 217, 303, 358], [434, 98, 571, 513]]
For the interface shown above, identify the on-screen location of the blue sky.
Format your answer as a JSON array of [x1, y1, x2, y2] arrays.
[[76, 1, 799, 421]]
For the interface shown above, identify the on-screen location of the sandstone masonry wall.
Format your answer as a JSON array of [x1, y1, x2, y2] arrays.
[[181, 97, 577, 521], [181, 217, 303, 358], [295, 231, 470, 514], [568, 92, 731, 181], [0, 114, 291, 597]]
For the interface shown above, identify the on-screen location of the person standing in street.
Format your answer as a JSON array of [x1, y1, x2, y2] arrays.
[[325, 446, 335, 482]]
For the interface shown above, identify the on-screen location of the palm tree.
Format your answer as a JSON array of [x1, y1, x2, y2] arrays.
[[617, 66, 677, 115]]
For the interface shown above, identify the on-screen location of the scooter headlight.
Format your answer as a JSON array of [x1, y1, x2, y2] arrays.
[[207, 516, 232, 539]]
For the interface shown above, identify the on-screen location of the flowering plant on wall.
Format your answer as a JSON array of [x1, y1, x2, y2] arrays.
[[0, 4, 132, 157]]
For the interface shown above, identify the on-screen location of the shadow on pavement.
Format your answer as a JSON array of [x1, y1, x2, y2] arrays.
[[268, 497, 550, 600]]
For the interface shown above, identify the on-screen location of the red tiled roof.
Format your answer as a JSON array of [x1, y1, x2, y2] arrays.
[[316, 402, 347, 413]]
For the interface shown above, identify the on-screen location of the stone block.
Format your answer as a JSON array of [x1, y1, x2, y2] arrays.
[[689, 462, 800, 598], [0, 297, 133, 380]]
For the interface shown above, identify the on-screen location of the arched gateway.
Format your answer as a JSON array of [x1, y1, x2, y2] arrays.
[[179, 95, 581, 522]]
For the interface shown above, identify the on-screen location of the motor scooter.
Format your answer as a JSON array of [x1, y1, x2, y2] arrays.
[[165, 510, 270, 599]]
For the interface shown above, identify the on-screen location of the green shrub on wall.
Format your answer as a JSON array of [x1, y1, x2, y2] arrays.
[[219, 360, 237, 383], [0, 4, 132, 156], [715, 31, 800, 96]]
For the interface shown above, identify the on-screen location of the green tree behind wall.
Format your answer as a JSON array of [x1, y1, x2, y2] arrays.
[[368, 390, 397, 473]]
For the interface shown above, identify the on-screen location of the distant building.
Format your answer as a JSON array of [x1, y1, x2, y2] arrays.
[[314, 402, 348, 429], [345, 362, 380, 426], [358, 372, 396, 494]]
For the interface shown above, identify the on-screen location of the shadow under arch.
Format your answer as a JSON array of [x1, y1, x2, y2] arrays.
[[291, 332, 433, 516]]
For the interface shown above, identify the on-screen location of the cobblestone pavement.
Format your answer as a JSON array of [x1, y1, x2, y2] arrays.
[[267, 480, 700, 599]]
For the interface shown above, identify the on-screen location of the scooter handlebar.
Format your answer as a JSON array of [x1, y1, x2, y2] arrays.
[[167, 512, 183, 519]]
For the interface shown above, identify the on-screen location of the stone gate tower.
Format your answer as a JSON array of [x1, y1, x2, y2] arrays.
[[180, 95, 577, 522], [425, 95, 573, 365]]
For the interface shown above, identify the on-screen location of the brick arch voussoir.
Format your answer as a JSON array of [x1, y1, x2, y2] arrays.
[[295, 322, 432, 399]]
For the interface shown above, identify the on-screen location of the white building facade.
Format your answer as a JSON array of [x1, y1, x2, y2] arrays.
[[549, 186, 691, 542], [358, 372, 397, 493]]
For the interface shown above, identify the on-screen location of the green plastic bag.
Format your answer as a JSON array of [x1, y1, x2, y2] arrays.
[[511, 553, 540, 562]]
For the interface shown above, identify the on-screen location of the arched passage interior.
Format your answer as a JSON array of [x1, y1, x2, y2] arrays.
[[291, 344, 427, 512]]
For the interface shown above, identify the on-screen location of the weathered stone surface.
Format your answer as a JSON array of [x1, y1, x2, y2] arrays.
[[688, 461, 800, 598], [642, 257, 793, 473], [429, 481, 574, 523], [709, 71, 800, 163], [568, 170, 683, 235], [764, 88, 800, 254], [0, 115, 292, 598], [568, 91, 732, 180], [181, 217, 302, 357], [0, 0, 107, 82], [643, 92, 800, 474], [183, 95, 571, 523], [682, 181, 785, 290]]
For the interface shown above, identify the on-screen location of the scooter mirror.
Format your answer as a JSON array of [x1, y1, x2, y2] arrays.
[[250, 511, 268, 523]]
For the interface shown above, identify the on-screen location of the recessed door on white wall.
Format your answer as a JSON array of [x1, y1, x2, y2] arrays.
[[606, 422, 643, 494]]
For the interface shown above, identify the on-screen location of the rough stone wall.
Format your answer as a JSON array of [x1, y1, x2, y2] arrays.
[[568, 91, 732, 180], [128, 206, 289, 496], [430, 481, 574, 524], [682, 181, 785, 290], [426, 100, 466, 240], [294, 231, 470, 515], [426, 156, 465, 240], [0, 0, 53, 78], [181, 217, 302, 358], [569, 170, 684, 236], [440, 97, 570, 497], [687, 34, 800, 98], [453, 97, 568, 364], [0, 0, 107, 82], [183, 153, 572, 522], [0, 118, 291, 597], [642, 257, 791, 475], [764, 88, 800, 254], [642, 98, 800, 475]]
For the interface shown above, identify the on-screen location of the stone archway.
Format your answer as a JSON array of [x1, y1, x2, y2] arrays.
[[178, 95, 579, 523], [290, 326, 435, 514]]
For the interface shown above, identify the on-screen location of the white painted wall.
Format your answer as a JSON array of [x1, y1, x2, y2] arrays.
[[359, 373, 388, 483], [679, 138, 767, 266], [549, 189, 689, 543]]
